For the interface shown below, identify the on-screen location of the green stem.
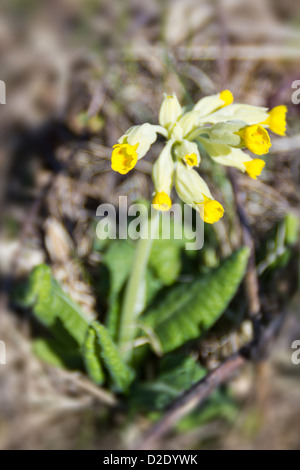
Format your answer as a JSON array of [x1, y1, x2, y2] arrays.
[[118, 210, 160, 362], [185, 128, 210, 141]]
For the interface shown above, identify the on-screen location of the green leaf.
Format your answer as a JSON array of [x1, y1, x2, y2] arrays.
[[176, 389, 239, 432], [103, 240, 163, 339], [19, 265, 132, 391], [143, 247, 250, 353], [149, 240, 182, 286], [145, 270, 163, 306], [33, 338, 83, 370], [83, 327, 105, 385], [285, 213, 299, 246], [103, 241, 135, 339], [130, 353, 206, 411], [104, 241, 135, 298], [91, 321, 133, 392], [149, 216, 195, 286], [17, 265, 90, 347]]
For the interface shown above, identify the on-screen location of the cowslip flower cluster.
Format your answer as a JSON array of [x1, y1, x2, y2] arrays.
[[111, 91, 287, 224]]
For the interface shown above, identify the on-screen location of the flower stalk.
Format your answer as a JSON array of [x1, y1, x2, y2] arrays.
[[118, 210, 160, 362]]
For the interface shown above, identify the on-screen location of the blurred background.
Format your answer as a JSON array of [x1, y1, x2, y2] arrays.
[[1, 0, 300, 450]]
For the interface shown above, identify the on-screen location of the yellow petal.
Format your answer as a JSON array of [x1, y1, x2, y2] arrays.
[[199, 195, 225, 224], [244, 159, 265, 179], [263, 105, 287, 136], [239, 125, 271, 155], [152, 191, 172, 211], [219, 90, 234, 107], [111, 143, 138, 174], [184, 153, 198, 167]]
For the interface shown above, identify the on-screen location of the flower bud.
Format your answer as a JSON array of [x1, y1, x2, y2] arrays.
[[199, 138, 265, 179], [194, 90, 233, 117], [159, 93, 182, 129], [175, 161, 212, 206], [175, 162, 224, 224], [177, 111, 199, 137], [200, 104, 269, 126], [152, 141, 174, 195]]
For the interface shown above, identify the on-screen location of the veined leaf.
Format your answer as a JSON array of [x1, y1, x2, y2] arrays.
[[18, 264, 90, 347], [102, 241, 135, 339], [18, 265, 132, 390], [83, 326, 105, 385], [91, 321, 133, 392], [142, 247, 250, 353]]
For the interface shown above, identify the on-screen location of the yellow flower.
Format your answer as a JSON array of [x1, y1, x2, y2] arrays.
[[111, 123, 167, 174], [111, 90, 287, 224], [198, 138, 266, 181], [243, 159, 265, 179], [238, 124, 271, 155], [152, 191, 172, 211], [198, 195, 225, 224], [219, 90, 234, 107], [111, 143, 138, 174], [175, 162, 224, 224], [184, 153, 198, 167], [174, 140, 200, 167], [263, 105, 287, 136], [194, 90, 234, 118]]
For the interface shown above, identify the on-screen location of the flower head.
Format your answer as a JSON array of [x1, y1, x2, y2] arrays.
[[110, 90, 286, 222]]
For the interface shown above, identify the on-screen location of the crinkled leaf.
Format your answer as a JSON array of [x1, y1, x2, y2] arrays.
[[143, 248, 250, 353], [16, 264, 90, 347], [83, 326, 105, 385], [91, 321, 134, 392]]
